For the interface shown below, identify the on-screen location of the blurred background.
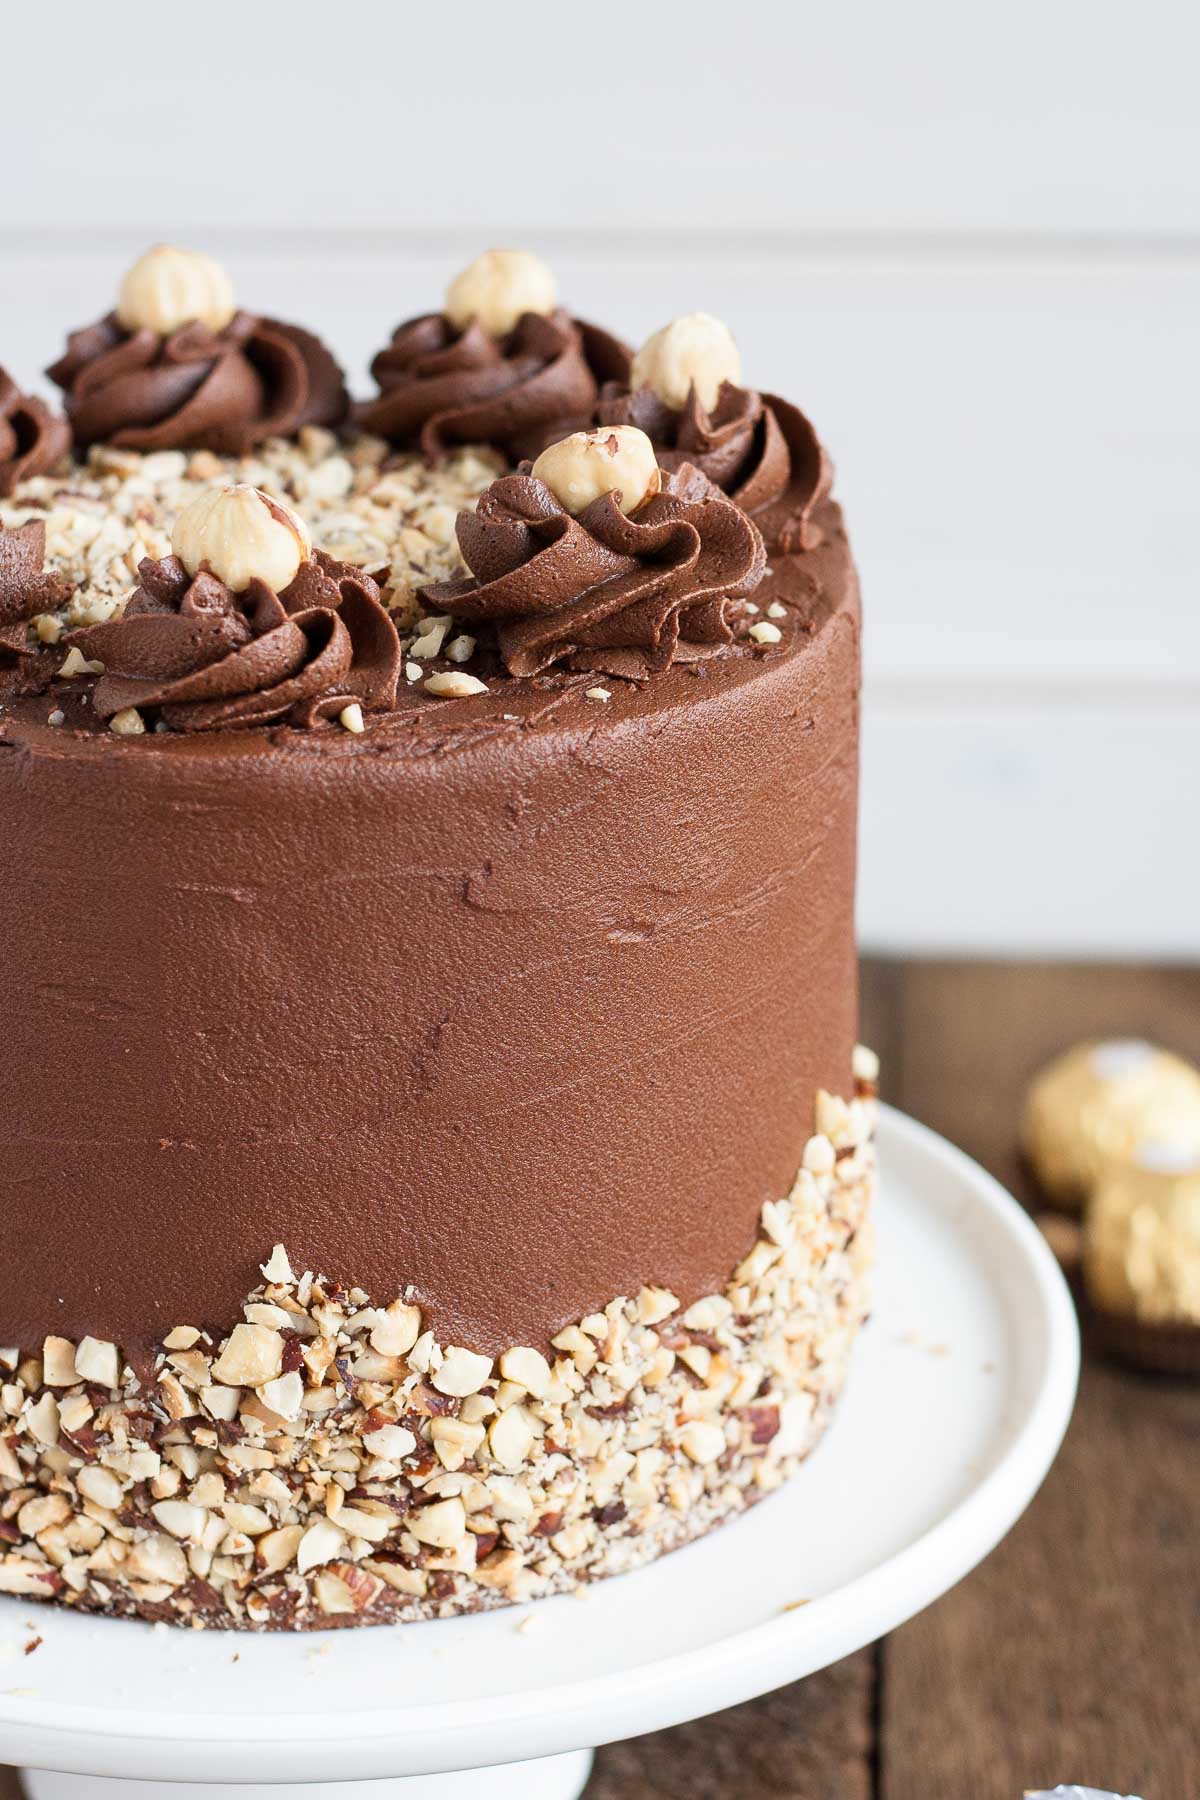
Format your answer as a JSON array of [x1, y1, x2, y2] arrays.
[[6, 1, 1197, 961]]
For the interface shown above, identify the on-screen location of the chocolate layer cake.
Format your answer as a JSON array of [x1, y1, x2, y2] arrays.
[[0, 248, 873, 1629]]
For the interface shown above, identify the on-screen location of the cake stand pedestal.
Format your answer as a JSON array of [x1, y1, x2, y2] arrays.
[[20, 1756, 594, 1799], [2, 1109, 1078, 1798]]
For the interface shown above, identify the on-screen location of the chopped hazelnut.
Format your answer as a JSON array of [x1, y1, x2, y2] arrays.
[[296, 1517, 344, 1575], [74, 1336, 120, 1389], [211, 1323, 283, 1388], [409, 1496, 467, 1549], [369, 1302, 421, 1358], [260, 1243, 295, 1285], [679, 1420, 727, 1465], [498, 1345, 552, 1399], [424, 671, 489, 699], [41, 1336, 78, 1387], [58, 646, 104, 679], [488, 1405, 538, 1469], [433, 1346, 494, 1398], [109, 707, 146, 737]]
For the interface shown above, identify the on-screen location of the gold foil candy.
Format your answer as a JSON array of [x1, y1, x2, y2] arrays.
[[1022, 1039, 1200, 1211], [1085, 1144, 1200, 1329]]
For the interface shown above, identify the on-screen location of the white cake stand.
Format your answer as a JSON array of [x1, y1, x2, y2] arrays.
[[0, 1107, 1079, 1799]]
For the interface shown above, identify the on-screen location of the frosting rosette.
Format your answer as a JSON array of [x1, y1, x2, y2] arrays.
[[422, 461, 766, 679], [69, 549, 399, 733], [0, 520, 72, 666], [0, 369, 71, 496], [358, 310, 631, 462], [46, 312, 348, 456], [598, 381, 831, 554]]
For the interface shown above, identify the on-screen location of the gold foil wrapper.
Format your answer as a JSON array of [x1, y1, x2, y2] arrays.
[[1022, 1039, 1200, 1211], [1085, 1150, 1200, 1332]]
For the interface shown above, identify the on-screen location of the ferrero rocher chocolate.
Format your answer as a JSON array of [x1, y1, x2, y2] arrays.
[[1084, 1145, 1200, 1371], [1022, 1039, 1200, 1211]]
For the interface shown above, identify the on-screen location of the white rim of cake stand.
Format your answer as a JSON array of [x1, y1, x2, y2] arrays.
[[2, 1105, 1079, 1790]]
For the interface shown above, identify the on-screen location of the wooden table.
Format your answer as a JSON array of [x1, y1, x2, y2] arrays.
[[5, 960, 1199, 1798]]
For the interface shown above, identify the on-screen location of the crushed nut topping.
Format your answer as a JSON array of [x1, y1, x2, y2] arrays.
[[0, 1076, 875, 1629], [0, 433, 501, 650]]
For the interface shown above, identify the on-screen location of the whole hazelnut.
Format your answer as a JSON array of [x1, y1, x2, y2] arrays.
[[171, 485, 311, 594], [444, 248, 558, 338], [631, 312, 742, 412], [532, 426, 661, 518], [116, 244, 237, 337]]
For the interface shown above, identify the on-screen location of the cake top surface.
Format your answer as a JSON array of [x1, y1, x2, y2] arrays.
[[0, 243, 853, 753]]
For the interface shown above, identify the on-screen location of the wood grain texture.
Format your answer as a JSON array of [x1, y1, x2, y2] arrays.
[[873, 959, 1200, 1800], [586, 1651, 875, 1800]]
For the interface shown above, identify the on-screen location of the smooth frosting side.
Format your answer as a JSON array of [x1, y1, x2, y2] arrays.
[[0, 511, 860, 1363]]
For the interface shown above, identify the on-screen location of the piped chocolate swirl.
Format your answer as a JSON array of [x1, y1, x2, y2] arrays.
[[359, 310, 629, 463], [423, 460, 766, 679], [0, 520, 72, 671], [0, 368, 71, 496], [47, 313, 348, 457], [70, 549, 399, 732], [598, 381, 831, 554]]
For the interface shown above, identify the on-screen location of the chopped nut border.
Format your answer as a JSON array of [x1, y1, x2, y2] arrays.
[[0, 1075, 876, 1630]]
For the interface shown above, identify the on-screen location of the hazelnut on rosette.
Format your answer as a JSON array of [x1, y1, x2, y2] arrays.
[[68, 485, 399, 733], [597, 312, 831, 554], [0, 368, 71, 496], [419, 425, 766, 679], [0, 520, 73, 681], [358, 248, 631, 462], [46, 245, 349, 455]]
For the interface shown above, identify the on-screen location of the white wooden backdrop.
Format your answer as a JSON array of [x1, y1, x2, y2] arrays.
[[4, 3, 1198, 957]]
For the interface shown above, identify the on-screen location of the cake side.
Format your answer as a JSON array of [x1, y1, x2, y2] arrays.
[[0, 472, 860, 1366], [0, 244, 870, 1630], [0, 1086, 875, 1628]]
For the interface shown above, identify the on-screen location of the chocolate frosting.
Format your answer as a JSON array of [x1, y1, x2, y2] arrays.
[[46, 311, 348, 454], [0, 520, 72, 663], [0, 369, 71, 496], [422, 464, 766, 678], [0, 507, 861, 1364], [358, 309, 631, 461], [598, 381, 831, 553], [70, 551, 399, 731]]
